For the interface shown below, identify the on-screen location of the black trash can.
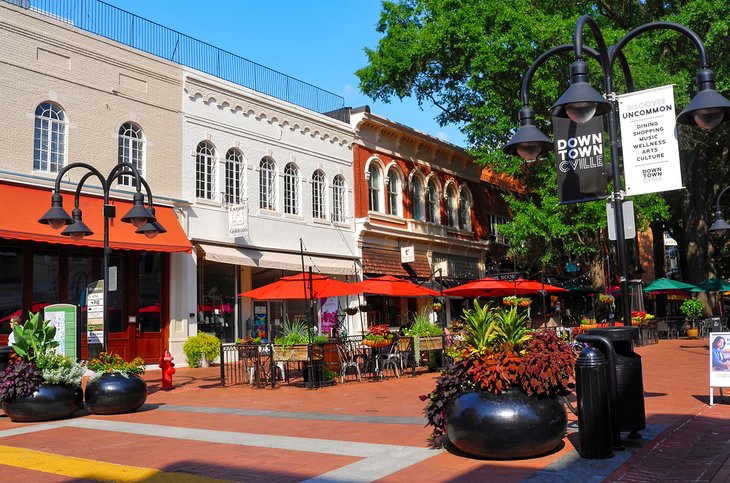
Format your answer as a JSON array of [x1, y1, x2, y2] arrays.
[[588, 326, 646, 437], [575, 346, 614, 459]]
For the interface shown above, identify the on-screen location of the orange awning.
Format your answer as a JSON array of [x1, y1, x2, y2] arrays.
[[0, 182, 191, 253]]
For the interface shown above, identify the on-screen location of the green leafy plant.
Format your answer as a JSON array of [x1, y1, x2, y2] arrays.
[[680, 298, 704, 327], [421, 302, 574, 446], [311, 335, 330, 345], [274, 318, 308, 347], [236, 336, 261, 345], [11, 311, 59, 362], [35, 351, 85, 386], [87, 352, 145, 379], [183, 332, 221, 367], [0, 360, 44, 402], [403, 308, 444, 338]]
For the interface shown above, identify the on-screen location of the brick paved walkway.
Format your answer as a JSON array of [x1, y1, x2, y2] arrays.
[[0, 337, 727, 482]]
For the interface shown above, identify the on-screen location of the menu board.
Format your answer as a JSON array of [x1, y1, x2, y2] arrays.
[[43, 304, 77, 358]]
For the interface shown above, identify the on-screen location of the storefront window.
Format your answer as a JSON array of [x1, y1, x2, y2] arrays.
[[198, 260, 236, 342], [139, 252, 161, 333], [0, 242, 22, 335], [68, 250, 93, 334], [33, 246, 59, 309]]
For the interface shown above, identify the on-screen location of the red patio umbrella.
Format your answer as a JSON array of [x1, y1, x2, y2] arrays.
[[443, 278, 526, 298], [239, 273, 361, 300], [353, 275, 439, 297], [512, 279, 569, 294]]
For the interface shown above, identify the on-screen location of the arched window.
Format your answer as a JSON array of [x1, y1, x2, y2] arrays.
[[459, 189, 472, 231], [386, 168, 402, 216], [225, 148, 244, 205], [259, 158, 277, 211], [446, 185, 458, 228], [332, 175, 347, 223], [33, 102, 67, 173], [284, 163, 300, 215], [427, 180, 440, 223], [411, 176, 425, 221], [368, 164, 381, 212], [118, 123, 145, 186], [312, 170, 327, 220], [196, 141, 216, 200]]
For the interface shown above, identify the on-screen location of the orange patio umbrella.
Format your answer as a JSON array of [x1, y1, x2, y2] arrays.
[[353, 275, 439, 297], [239, 273, 361, 300], [512, 279, 569, 294]]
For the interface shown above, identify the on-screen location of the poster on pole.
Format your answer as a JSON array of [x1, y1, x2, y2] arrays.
[[551, 115, 608, 204], [43, 304, 77, 358], [618, 85, 682, 196], [87, 280, 105, 347], [709, 332, 730, 405]]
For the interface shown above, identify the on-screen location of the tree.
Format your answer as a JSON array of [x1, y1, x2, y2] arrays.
[[358, 0, 730, 288]]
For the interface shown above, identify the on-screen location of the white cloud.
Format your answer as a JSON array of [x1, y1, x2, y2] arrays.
[[436, 131, 448, 141]]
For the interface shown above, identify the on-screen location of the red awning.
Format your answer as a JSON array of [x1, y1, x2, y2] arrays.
[[0, 182, 191, 252]]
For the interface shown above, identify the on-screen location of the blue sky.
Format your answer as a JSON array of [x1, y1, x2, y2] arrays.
[[103, 1, 467, 147]]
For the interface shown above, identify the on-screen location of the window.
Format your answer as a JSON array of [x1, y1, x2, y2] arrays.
[[196, 141, 216, 200], [386, 168, 401, 216], [368, 164, 381, 212], [332, 175, 347, 223], [427, 180, 440, 223], [284, 163, 300, 215], [411, 176, 425, 221], [459, 189, 472, 231], [446, 185, 458, 228], [118, 123, 144, 186], [225, 148, 244, 205], [259, 158, 277, 211], [312, 170, 327, 220], [489, 215, 509, 244], [33, 102, 67, 173]]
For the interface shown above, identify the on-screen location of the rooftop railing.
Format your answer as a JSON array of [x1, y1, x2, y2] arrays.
[[7, 0, 347, 120]]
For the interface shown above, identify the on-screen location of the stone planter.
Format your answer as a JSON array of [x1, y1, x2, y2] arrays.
[[2, 383, 83, 422], [84, 373, 147, 415], [445, 388, 567, 459]]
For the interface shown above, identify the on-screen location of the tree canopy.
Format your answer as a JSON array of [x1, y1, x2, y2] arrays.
[[357, 0, 730, 285]]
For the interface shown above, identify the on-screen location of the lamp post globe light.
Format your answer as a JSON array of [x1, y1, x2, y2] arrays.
[[38, 162, 162, 358], [710, 186, 730, 236], [504, 15, 730, 326]]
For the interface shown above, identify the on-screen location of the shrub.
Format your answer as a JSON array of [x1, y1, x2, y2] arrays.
[[0, 361, 43, 402], [87, 352, 146, 379], [11, 311, 59, 362], [403, 308, 444, 338], [274, 318, 308, 347], [680, 298, 704, 326], [35, 351, 85, 386], [183, 332, 221, 367]]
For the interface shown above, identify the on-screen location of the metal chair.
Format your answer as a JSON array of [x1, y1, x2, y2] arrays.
[[376, 339, 401, 379], [337, 340, 362, 383], [655, 319, 671, 339]]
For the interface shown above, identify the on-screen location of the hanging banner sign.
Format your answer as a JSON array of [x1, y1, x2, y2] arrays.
[[228, 201, 248, 238], [618, 85, 682, 196], [551, 115, 608, 204]]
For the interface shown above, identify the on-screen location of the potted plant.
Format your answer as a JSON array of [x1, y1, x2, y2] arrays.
[[85, 351, 147, 415], [631, 311, 654, 327], [183, 332, 221, 367], [403, 308, 444, 363], [680, 298, 704, 338], [363, 324, 394, 348], [273, 319, 310, 361], [345, 306, 359, 316], [421, 301, 575, 459], [0, 312, 84, 422], [235, 336, 262, 345]]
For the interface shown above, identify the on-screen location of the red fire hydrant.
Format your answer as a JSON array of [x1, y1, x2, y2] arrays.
[[159, 350, 175, 390]]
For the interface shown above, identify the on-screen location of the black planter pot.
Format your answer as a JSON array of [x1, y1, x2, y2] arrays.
[[445, 388, 567, 459], [2, 383, 83, 422], [84, 373, 147, 415]]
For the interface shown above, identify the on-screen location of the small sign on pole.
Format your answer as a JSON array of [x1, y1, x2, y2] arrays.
[[401, 245, 415, 264], [43, 304, 77, 359], [606, 200, 636, 240], [228, 202, 248, 238], [87, 280, 105, 351]]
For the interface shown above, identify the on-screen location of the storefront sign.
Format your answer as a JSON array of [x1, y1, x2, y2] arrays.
[[551, 115, 608, 204], [710, 332, 730, 405], [43, 304, 77, 358], [86, 280, 105, 346], [228, 202, 248, 238], [401, 245, 415, 264], [618, 85, 682, 196]]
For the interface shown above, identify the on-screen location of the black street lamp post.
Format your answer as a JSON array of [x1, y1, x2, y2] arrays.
[[505, 15, 730, 326], [38, 162, 162, 358]]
